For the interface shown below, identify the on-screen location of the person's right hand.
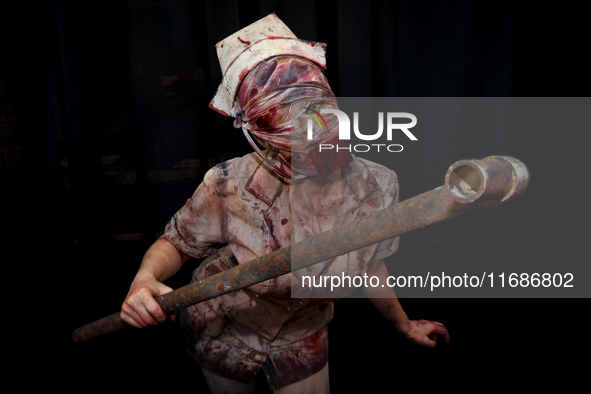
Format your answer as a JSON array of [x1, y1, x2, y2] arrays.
[[121, 275, 174, 328]]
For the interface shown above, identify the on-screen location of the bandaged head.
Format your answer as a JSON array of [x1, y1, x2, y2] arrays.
[[209, 14, 352, 178]]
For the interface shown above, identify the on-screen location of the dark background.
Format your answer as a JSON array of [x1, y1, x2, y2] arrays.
[[2, 0, 588, 392]]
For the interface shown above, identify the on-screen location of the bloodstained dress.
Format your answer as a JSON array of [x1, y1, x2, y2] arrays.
[[163, 150, 399, 390]]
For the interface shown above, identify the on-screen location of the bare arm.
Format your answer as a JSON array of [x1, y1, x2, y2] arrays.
[[121, 236, 190, 328], [364, 259, 450, 348]]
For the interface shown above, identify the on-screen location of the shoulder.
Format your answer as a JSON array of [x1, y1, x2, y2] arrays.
[[205, 152, 260, 179], [354, 156, 399, 191], [199, 152, 263, 192]]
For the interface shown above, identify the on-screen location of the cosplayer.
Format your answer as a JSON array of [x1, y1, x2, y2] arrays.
[[121, 14, 449, 394]]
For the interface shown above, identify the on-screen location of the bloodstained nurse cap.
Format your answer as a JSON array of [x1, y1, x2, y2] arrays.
[[208, 13, 328, 117]]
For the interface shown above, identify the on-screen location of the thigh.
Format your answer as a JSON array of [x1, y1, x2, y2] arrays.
[[273, 362, 330, 394], [201, 367, 259, 394]]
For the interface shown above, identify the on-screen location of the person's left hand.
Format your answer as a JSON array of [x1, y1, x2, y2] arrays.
[[398, 319, 450, 348]]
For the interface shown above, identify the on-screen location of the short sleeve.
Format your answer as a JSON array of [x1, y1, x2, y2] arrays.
[[163, 166, 226, 259]]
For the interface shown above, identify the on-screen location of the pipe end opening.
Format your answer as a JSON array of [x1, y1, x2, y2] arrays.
[[446, 163, 484, 203]]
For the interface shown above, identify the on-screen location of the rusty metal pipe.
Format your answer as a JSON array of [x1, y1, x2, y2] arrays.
[[72, 155, 528, 343]]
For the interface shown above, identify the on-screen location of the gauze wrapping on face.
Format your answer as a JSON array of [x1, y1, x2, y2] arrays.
[[230, 56, 352, 178]]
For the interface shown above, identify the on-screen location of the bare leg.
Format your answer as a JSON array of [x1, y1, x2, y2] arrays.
[[274, 363, 330, 394]]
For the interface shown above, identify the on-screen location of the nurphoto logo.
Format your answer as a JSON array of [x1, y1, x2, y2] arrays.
[[303, 107, 418, 153]]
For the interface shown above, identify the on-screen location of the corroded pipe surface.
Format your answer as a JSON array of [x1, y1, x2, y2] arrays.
[[72, 155, 528, 343]]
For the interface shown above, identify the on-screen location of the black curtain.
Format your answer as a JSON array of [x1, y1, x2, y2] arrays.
[[2, 1, 588, 392]]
